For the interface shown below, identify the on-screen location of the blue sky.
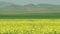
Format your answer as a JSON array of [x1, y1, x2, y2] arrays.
[[0, 0, 60, 5]]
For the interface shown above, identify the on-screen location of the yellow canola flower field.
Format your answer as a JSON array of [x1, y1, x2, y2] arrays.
[[0, 19, 60, 34]]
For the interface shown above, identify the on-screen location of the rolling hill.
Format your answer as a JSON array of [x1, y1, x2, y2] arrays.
[[0, 2, 60, 14]]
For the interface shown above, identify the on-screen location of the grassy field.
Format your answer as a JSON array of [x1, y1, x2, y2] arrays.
[[0, 13, 60, 19], [0, 19, 60, 34]]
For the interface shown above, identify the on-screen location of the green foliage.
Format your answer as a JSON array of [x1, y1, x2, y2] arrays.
[[0, 13, 60, 19]]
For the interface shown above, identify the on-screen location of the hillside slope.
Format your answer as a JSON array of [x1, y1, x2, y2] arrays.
[[0, 2, 60, 14]]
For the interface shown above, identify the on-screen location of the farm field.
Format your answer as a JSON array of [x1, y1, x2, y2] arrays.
[[0, 1, 60, 34], [0, 13, 60, 19], [0, 19, 60, 34]]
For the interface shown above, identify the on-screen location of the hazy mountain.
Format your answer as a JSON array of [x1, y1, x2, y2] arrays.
[[0, 2, 60, 13], [0, 2, 13, 7]]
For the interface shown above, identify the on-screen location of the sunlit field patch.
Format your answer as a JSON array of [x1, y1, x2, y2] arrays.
[[0, 19, 60, 34]]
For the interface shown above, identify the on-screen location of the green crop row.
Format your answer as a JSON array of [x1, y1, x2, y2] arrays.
[[0, 13, 60, 19]]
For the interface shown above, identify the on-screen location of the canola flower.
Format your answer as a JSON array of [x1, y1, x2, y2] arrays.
[[0, 19, 60, 34]]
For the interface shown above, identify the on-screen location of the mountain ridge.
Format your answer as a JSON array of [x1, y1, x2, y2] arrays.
[[0, 2, 60, 14]]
